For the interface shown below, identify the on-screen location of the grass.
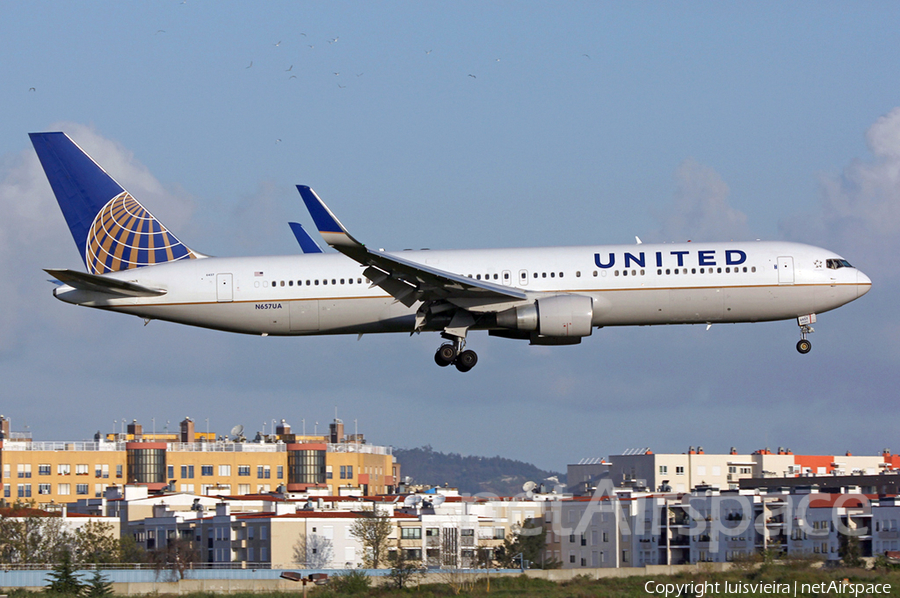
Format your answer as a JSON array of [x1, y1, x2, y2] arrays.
[[6, 564, 900, 598]]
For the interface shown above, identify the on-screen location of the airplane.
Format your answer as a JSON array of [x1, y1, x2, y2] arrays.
[[31, 131, 872, 372]]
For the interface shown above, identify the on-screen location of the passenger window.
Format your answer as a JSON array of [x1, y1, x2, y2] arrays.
[[476, 274, 481, 280], [691, 268, 696, 274], [340, 279, 345, 284], [717, 268, 722, 273], [559, 272, 564, 278], [615, 271, 620, 277], [306, 280, 311, 286], [700, 268, 704, 274], [504, 273, 510, 280], [550, 272, 555, 278], [332, 279, 336, 285], [751, 267, 756, 273], [576, 271, 581, 277], [665, 269, 670, 275], [593, 271, 598, 277], [542, 273, 547, 278]]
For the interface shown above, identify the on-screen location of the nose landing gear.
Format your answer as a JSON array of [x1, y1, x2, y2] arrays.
[[796, 314, 816, 354], [433, 334, 478, 372]]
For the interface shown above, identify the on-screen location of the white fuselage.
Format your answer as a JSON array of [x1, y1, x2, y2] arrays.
[[52, 241, 871, 336]]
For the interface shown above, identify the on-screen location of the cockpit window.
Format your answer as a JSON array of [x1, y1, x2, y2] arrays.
[[826, 258, 853, 269]]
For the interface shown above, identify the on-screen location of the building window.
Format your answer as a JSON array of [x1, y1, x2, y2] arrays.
[[18, 464, 32, 478], [39, 464, 51, 476], [76, 484, 88, 495], [38, 483, 51, 495], [238, 484, 250, 495], [238, 465, 251, 477], [181, 465, 194, 479], [58, 483, 70, 495], [676, 466, 684, 475], [401, 528, 422, 539], [659, 465, 668, 474], [76, 464, 89, 476], [116, 464, 123, 478], [258, 465, 271, 479], [167, 465, 174, 479], [3, 484, 9, 498], [17, 484, 31, 497], [218, 465, 231, 477], [277, 466, 283, 479], [202, 465, 213, 476]]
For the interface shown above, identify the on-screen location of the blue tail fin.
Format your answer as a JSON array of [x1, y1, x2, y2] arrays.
[[30, 132, 200, 275]]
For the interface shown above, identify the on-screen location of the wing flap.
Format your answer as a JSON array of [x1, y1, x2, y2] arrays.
[[45, 268, 167, 297], [297, 186, 527, 305]]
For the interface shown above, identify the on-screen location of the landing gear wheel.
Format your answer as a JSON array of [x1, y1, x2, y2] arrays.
[[796, 339, 812, 354], [455, 350, 478, 372], [434, 344, 457, 367]]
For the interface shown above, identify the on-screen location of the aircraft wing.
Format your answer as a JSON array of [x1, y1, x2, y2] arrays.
[[297, 186, 527, 307], [44, 268, 167, 298]]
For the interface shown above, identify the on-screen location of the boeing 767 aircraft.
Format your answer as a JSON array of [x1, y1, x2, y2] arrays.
[[31, 132, 871, 372]]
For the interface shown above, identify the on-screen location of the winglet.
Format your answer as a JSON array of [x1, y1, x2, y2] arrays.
[[296, 186, 366, 258], [288, 222, 324, 253]]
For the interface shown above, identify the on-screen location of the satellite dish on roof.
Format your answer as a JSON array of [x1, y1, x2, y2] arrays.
[[432, 495, 446, 506], [403, 495, 422, 507], [522, 481, 537, 493], [230, 424, 245, 442]]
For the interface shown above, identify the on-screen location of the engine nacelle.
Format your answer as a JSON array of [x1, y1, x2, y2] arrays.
[[496, 294, 594, 338]]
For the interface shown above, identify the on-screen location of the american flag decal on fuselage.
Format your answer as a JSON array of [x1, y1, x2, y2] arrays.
[[86, 192, 197, 274]]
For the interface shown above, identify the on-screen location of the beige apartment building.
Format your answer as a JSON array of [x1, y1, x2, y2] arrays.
[[0, 416, 399, 507]]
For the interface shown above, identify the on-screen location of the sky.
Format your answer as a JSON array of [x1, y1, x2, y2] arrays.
[[2, 2, 900, 473]]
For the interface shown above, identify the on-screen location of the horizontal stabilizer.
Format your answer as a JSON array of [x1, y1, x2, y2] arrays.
[[288, 222, 324, 253], [44, 269, 167, 297]]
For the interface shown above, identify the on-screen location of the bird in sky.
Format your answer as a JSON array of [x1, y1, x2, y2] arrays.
[[468, 74, 476, 78], [329, 37, 339, 44], [246, 61, 253, 69], [338, 84, 346, 89], [286, 65, 293, 71], [274, 40, 281, 46], [425, 49, 432, 54], [28, 87, 35, 92], [582, 54, 591, 59]]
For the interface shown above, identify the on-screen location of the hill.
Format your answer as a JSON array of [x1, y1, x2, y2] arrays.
[[392, 445, 565, 497]]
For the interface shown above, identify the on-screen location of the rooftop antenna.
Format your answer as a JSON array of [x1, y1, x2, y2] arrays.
[[523, 481, 537, 497]]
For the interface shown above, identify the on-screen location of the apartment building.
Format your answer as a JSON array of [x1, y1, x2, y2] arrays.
[[0, 416, 399, 507], [549, 486, 895, 569], [571, 446, 900, 494]]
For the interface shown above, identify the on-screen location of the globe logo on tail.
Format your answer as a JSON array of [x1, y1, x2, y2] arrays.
[[86, 192, 197, 275]]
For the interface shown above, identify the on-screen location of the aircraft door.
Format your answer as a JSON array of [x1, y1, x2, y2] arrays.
[[777, 256, 794, 284], [216, 273, 233, 302]]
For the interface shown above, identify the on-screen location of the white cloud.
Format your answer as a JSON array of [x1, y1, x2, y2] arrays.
[[808, 107, 900, 275], [653, 158, 750, 243]]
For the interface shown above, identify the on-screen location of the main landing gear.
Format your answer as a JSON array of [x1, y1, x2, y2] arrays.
[[434, 335, 478, 372], [796, 314, 816, 354]]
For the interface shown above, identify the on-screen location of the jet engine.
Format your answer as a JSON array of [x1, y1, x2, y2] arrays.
[[495, 294, 594, 339]]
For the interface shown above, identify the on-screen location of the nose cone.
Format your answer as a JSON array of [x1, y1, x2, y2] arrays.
[[857, 270, 872, 298]]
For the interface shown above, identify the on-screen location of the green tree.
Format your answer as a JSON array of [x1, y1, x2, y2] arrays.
[[839, 532, 863, 567], [494, 518, 548, 569], [117, 534, 147, 564], [0, 501, 71, 564], [45, 548, 83, 596], [82, 570, 113, 598], [149, 537, 199, 581], [348, 506, 394, 568], [73, 521, 120, 565], [388, 539, 424, 589]]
